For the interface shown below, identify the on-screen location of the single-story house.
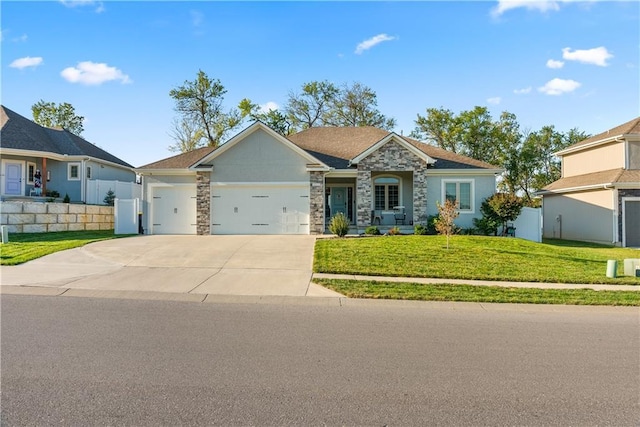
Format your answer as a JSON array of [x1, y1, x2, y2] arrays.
[[0, 105, 136, 203], [137, 121, 501, 235], [537, 117, 640, 247]]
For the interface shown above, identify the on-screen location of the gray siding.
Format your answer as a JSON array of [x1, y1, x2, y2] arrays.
[[426, 174, 497, 229], [211, 129, 309, 183]]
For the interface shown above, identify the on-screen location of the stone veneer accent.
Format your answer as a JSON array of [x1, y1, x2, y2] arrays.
[[196, 172, 211, 235], [309, 171, 325, 234], [356, 139, 429, 227], [618, 188, 640, 244], [0, 201, 113, 233]]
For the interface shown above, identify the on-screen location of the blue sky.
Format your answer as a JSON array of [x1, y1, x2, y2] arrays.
[[2, 0, 638, 167]]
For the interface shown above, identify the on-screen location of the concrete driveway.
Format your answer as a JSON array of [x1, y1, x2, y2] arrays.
[[1, 235, 338, 297]]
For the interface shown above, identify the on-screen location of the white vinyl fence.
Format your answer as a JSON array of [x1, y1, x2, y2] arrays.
[[87, 180, 141, 205], [513, 207, 542, 243], [114, 198, 140, 235]]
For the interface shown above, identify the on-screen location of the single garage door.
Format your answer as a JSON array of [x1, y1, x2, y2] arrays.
[[151, 185, 197, 234], [211, 184, 309, 234]]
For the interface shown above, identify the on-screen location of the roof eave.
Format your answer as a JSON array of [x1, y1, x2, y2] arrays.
[[0, 147, 134, 171], [555, 135, 625, 156]]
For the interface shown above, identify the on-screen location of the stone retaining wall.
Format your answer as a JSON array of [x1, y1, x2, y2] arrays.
[[0, 201, 114, 233]]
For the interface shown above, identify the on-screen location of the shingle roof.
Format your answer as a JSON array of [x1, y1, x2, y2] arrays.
[[137, 146, 216, 169], [541, 168, 640, 192], [287, 126, 498, 169], [0, 105, 134, 168], [564, 117, 640, 151]]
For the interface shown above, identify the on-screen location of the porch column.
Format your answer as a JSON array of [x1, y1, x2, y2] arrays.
[[41, 158, 47, 196], [413, 165, 428, 224], [309, 171, 325, 234], [196, 172, 210, 235], [356, 169, 372, 227]]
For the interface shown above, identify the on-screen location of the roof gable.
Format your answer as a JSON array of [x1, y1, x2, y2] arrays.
[[194, 121, 328, 169], [350, 133, 436, 165], [557, 117, 640, 156]]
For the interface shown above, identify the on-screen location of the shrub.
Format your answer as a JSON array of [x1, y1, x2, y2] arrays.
[[103, 189, 116, 206], [365, 226, 381, 235], [414, 224, 428, 235], [426, 215, 438, 234], [63, 193, 70, 203], [328, 212, 350, 237], [388, 226, 402, 236]]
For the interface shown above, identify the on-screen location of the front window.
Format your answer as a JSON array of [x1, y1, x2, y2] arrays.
[[86, 166, 92, 179], [27, 162, 36, 184], [443, 180, 473, 211], [374, 176, 400, 210], [68, 163, 80, 181]]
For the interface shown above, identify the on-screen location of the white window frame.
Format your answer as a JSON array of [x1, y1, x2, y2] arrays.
[[373, 175, 402, 211], [68, 163, 81, 181], [441, 179, 475, 213], [27, 162, 36, 184]]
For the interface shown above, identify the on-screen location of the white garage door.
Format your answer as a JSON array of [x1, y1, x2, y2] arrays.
[[211, 184, 309, 234], [151, 185, 197, 235]]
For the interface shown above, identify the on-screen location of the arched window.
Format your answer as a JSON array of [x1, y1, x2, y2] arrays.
[[374, 176, 400, 210]]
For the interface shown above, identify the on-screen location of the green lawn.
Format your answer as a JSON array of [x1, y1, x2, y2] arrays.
[[314, 235, 640, 285], [313, 279, 640, 306], [0, 230, 128, 265]]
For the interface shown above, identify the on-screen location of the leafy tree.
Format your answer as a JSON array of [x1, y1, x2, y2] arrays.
[[103, 189, 116, 206], [238, 98, 292, 136], [323, 82, 396, 130], [487, 193, 523, 236], [410, 107, 459, 153], [169, 70, 242, 149], [473, 199, 501, 236], [286, 80, 339, 130], [31, 100, 84, 136], [434, 199, 459, 249]]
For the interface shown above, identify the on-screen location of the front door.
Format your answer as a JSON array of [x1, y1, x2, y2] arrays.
[[4, 161, 23, 195], [331, 187, 347, 218]]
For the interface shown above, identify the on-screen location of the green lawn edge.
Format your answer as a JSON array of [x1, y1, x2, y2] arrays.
[[0, 230, 133, 265], [314, 279, 640, 306]]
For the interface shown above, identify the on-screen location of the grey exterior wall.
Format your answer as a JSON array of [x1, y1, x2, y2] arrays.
[[426, 174, 497, 229], [210, 129, 309, 183]]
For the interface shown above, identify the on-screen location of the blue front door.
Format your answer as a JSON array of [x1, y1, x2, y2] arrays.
[[4, 162, 22, 195], [331, 187, 347, 217]]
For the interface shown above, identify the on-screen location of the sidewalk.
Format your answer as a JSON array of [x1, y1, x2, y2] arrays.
[[311, 273, 640, 292]]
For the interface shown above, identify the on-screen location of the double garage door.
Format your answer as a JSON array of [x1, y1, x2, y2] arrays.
[[211, 184, 310, 234], [151, 184, 310, 235]]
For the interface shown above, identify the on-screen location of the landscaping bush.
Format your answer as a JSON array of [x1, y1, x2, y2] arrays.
[[388, 226, 402, 236], [328, 212, 350, 237], [63, 193, 70, 203], [365, 226, 381, 235], [414, 224, 428, 235]]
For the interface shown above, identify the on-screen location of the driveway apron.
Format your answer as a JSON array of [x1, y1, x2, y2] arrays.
[[1, 235, 318, 296]]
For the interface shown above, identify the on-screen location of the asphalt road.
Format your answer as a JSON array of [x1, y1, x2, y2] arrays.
[[2, 295, 639, 426]]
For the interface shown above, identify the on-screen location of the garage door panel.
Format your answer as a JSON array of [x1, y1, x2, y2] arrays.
[[211, 185, 309, 235], [152, 186, 197, 235]]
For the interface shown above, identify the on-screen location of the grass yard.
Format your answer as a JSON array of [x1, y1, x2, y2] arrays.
[[0, 230, 128, 265], [314, 235, 640, 285], [313, 279, 640, 306]]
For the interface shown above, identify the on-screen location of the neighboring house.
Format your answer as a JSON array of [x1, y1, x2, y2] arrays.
[[0, 105, 136, 203], [137, 121, 501, 235], [537, 117, 640, 247]]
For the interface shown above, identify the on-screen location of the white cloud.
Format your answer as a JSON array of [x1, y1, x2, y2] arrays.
[[61, 61, 131, 85], [59, 0, 105, 13], [513, 87, 532, 95], [492, 0, 560, 17], [355, 33, 396, 55], [191, 10, 204, 27], [546, 59, 564, 69], [562, 46, 613, 66], [538, 78, 581, 95], [487, 97, 502, 105], [259, 102, 279, 113], [10, 56, 43, 69]]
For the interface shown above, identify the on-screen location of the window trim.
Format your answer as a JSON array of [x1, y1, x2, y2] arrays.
[[27, 162, 36, 184], [441, 179, 475, 213], [68, 163, 81, 181], [373, 174, 402, 211]]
